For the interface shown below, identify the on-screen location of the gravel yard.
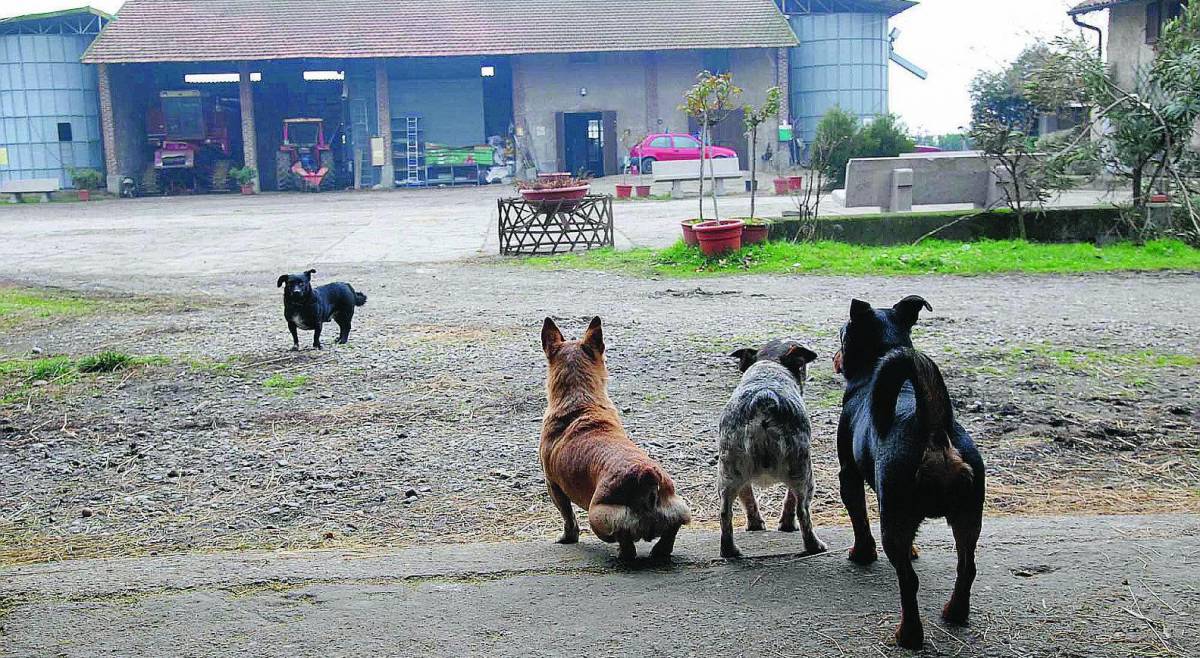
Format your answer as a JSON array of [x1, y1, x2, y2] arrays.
[[1, 265, 1197, 564]]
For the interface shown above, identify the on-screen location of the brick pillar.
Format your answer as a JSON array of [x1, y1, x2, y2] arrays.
[[375, 60, 394, 188], [643, 52, 659, 133], [97, 63, 121, 194], [238, 62, 259, 192], [776, 47, 790, 131]]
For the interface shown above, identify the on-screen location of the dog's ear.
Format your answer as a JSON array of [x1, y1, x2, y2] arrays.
[[276, 275, 288, 288], [582, 316, 604, 354], [850, 298, 874, 320], [541, 317, 564, 354], [304, 269, 316, 278], [892, 295, 932, 327], [730, 348, 758, 372], [782, 344, 818, 367]]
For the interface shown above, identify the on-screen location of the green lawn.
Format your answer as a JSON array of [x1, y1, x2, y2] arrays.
[[0, 287, 101, 328], [522, 239, 1200, 277]]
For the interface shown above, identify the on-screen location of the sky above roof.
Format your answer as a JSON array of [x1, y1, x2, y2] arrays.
[[9, 0, 1093, 135]]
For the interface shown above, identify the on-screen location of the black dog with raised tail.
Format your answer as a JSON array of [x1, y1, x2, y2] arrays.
[[276, 269, 366, 350], [833, 296, 985, 650]]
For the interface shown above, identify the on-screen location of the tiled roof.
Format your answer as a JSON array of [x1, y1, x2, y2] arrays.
[[1067, 0, 1134, 15], [82, 0, 798, 64]]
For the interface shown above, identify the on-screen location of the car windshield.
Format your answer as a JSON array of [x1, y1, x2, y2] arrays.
[[673, 136, 701, 149]]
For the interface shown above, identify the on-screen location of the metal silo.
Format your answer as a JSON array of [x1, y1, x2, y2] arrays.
[[0, 8, 110, 188], [782, 0, 918, 146]]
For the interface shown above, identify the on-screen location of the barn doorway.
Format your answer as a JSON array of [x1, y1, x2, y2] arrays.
[[557, 111, 617, 178]]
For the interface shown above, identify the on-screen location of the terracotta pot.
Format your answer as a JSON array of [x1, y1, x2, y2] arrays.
[[788, 175, 803, 191], [694, 219, 744, 256], [741, 222, 769, 245], [773, 178, 789, 195], [519, 184, 590, 208], [680, 219, 702, 247], [635, 185, 651, 197], [1148, 193, 1170, 203], [615, 184, 632, 199], [240, 184, 255, 195], [77, 189, 90, 202]]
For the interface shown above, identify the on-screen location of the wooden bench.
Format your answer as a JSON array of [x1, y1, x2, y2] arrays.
[[1, 178, 60, 203], [652, 158, 742, 199]]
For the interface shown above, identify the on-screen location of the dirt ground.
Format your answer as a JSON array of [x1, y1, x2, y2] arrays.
[[1, 264, 1196, 566]]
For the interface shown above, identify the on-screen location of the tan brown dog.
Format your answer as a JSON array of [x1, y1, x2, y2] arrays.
[[540, 316, 691, 561]]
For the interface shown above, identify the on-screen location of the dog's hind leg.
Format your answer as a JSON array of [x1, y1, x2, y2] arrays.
[[942, 511, 981, 625], [779, 489, 798, 532], [649, 523, 680, 561], [791, 468, 828, 554], [719, 482, 743, 559], [881, 513, 924, 650], [547, 483, 579, 544], [333, 309, 353, 344], [617, 535, 637, 562], [839, 462, 876, 564], [312, 323, 323, 350], [738, 484, 765, 531]]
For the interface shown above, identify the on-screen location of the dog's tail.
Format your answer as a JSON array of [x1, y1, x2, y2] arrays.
[[872, 347, 974, 499], [588, 466, 691, 543], [352, 288, 367, 306]]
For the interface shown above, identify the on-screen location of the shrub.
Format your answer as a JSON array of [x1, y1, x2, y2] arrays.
[[69, 168, 103, 190], [229, 167, 258, 186], [814, 109, 915, 187]]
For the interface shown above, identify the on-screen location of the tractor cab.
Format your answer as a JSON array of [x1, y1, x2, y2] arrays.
[[278, 118, 333, 191]]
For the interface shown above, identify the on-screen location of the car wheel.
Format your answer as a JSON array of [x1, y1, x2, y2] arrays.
[[641, 157, 655, 174]]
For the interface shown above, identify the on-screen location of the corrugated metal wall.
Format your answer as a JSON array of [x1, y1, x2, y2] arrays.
[[788, 12, 890, 145], [0, 32, 103, 188]]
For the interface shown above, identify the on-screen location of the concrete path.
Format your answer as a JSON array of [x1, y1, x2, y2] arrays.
[[3, 515, 1196, 657], [0, 181, 1130, 281]]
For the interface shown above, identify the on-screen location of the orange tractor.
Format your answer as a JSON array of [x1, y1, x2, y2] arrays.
[[276, 118, 334, 191]]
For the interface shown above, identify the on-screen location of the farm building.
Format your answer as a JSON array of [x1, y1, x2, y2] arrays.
[[0, 7, 111, 189], [76, 0, 918, 194]]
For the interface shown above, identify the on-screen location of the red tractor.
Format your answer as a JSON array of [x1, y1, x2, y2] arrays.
[[144, 90, 235, 194], [277, 118, 334, 191]]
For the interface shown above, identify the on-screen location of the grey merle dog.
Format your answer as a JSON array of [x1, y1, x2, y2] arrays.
[[717, 339, 827, 559]]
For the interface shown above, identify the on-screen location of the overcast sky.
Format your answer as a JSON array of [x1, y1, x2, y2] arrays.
[[8, 0, 1096, 135]]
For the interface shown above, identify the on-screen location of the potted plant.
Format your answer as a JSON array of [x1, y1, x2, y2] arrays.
[[680, 218, 703, 246], [70, 168, 102, 201], [740, 217, 770, 245], [742, 87, 780, 222], [788, 173, 804, 192], [516, 175, 591, 207], [616, 129, 634, 199], [230, 167, 257, 195], [694, 219, 744, 256], [681, 71, 742, 223]]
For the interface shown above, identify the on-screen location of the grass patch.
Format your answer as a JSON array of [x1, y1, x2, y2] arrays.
[[0, 351, 165, 403], [1013, 344, 1199, 372], [524, 239, 1200, 277], [0, 287, 101, 328], [262, 374, 309, 397]]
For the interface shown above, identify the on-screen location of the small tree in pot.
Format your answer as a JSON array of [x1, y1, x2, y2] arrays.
[[742, 86, 782, 223], [69, 168, 102, 201], [681, 71, 742, 222], [230, 167, 258, 195]]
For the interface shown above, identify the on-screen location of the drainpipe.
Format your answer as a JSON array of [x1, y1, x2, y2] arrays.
[[1071, 13, 1104, 57]]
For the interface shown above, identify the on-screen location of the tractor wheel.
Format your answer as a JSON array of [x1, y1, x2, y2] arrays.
[[276, 151, 295, 192], [211, 160, 232, 193], [318, 151, 336, 192], [141, 163, 161, 196]]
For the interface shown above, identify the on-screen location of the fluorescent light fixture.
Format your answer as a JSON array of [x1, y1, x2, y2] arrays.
[[304, 70, 344, 81], [184, 72, 260, 84], [480, 65, 495, 77]]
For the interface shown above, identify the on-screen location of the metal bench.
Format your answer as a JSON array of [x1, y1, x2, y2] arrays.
[[1, 178, 60, 203], [652, 158, 742, 199]]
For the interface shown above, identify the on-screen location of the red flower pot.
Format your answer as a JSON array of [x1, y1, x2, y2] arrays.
[[519, 184, 590, 208], [1148, 193, 1169, 203], [694, 219, 744, 257], [636, 185, 651, 197], [615, 184, 632, 198], [681, 220, 702, 246], [773, 178, 789, 195], [77, 189, 90, 202], [240, 184, 255, 195], [788, 175, 803, 191], [741, 222, 769, 245]]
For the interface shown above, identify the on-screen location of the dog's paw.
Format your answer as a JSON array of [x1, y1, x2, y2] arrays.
[[747, 520, 766, 532], [894, 619, 924, 650], [777, 520, 798, 533], [848, 543, 878, 565], [942, 598, 970, 625], [649, 545, 674, 562], [720, 545, 743, 560], [804, 537, 829, 555], [313, 344, 323, 350], [555, 531, 579, 545], [289, 345, 299, 352], [910, 544, 920, 560]]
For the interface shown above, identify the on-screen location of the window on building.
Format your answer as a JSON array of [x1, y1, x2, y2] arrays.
[[480, 65, 495, 77], [702, 49, 731, 74], [183, 72, 261, 84], [1146, 1, 1184, 44], [303, 70, 344, 81], [57, 122, 72, 142]]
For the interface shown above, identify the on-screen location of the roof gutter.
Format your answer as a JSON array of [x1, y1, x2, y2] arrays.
[[1072, 13, 1104, 57]]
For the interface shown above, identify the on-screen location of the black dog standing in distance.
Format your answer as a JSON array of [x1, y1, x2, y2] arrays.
[[276, 269, 367, 350], [833, 296, 985, 651]]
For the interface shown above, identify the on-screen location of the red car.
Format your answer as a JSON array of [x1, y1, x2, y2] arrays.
[[629, 133, 738, 173]]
